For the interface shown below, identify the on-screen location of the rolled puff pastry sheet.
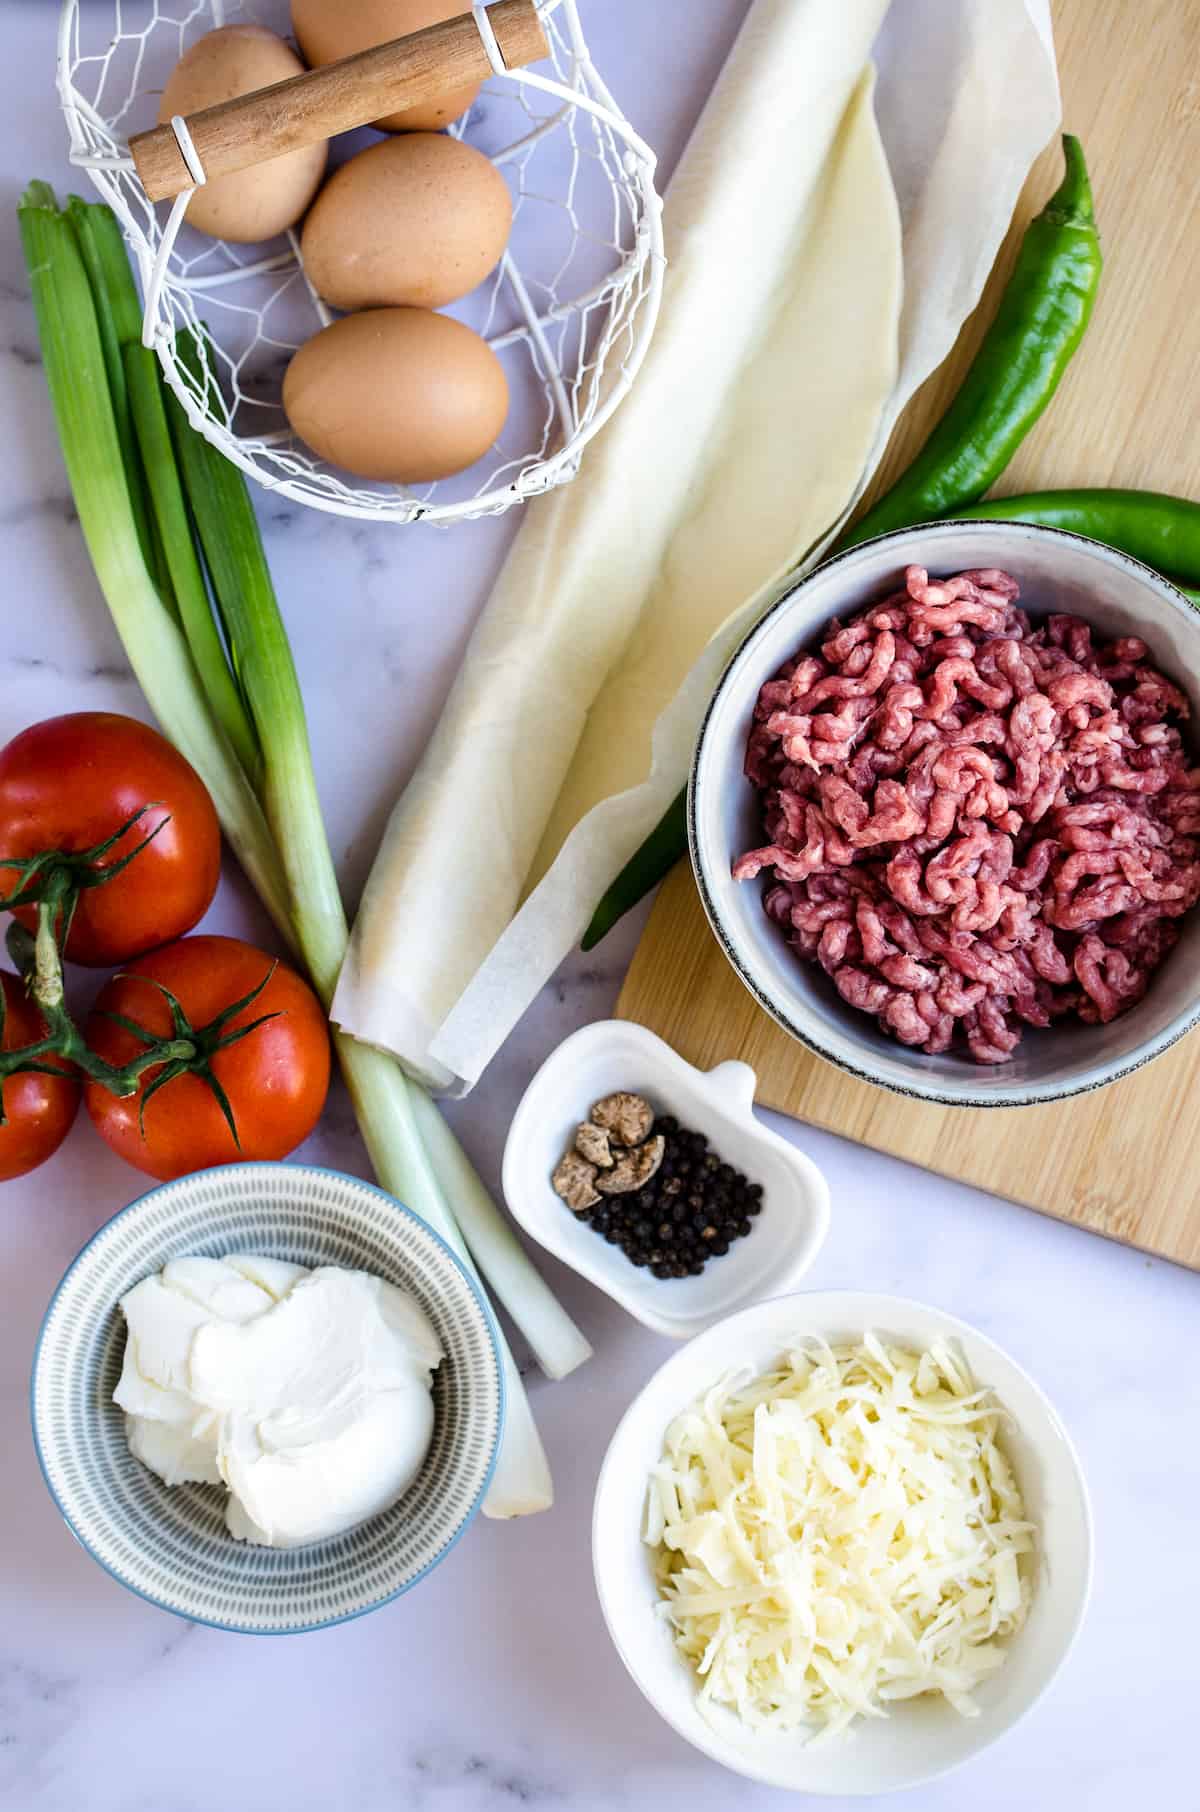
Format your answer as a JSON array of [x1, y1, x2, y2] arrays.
[[333, 0, 905, 1089]]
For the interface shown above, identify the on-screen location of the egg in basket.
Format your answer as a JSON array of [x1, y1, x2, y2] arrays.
[[57, 0, 663, 523]]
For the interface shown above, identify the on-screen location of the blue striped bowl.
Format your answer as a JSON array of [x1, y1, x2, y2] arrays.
[[31, 1163, 504, 1634]]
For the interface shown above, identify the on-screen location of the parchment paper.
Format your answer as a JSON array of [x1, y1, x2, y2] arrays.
[[332, 0, 1060, 1093]]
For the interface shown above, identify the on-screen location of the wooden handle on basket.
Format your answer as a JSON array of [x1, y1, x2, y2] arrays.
[[129, 0, 548, 203]]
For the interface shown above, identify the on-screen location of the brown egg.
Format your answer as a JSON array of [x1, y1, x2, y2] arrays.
[[300, 134, 512, 311], [283, 307, 508, 481], [291, 0, 483, 132], [158, 26, 327, 243]]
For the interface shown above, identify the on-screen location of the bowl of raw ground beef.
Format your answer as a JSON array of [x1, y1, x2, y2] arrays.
[[690, 522, 1200, 1107]]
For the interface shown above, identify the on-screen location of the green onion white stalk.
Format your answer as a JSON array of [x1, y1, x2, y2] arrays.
[[410, 1088, 591, 1380], [18, 181, 591, 1518], [169, 347, 589, 1497]]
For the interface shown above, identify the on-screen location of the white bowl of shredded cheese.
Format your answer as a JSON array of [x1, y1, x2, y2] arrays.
[[592, 1293, 1091, 1794]]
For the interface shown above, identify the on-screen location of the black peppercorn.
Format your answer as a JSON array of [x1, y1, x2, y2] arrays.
[[556, 1097, 763, 1284]]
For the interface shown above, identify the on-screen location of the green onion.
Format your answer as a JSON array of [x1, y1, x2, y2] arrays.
[[17, 182, 293, 947], [168, 329, 590, 1511], [20, 183, 591, 1518], [167, 332, 351, 1003], [124, 344, 262, 787], [409, 1088, 592, 1380], [63, 193, 165, 601]]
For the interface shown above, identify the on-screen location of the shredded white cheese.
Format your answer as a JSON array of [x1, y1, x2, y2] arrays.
[[645, 1335, 1034, 1740]]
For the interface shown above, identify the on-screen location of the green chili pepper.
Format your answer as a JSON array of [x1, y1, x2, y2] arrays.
[[946, 490, 1200, 590], [839, 135, 1101, 552], [580, 787, 687, 951]]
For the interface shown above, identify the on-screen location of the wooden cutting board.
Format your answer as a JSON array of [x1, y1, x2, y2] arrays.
[[616, 0, 1200, 1271]]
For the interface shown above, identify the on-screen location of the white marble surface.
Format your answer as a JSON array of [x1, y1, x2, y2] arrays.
[[1, 3, 1197, 1808]]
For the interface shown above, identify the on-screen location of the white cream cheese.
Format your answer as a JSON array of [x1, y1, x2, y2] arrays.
[[115, 1255, 443, 1547]]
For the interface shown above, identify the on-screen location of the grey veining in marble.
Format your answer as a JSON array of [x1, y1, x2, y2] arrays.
[[0, 4, 1196, 1810]]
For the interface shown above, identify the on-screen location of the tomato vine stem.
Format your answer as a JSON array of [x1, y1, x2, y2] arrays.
[[0, 804, 247, 1119], [0, 895, 197, 1113]]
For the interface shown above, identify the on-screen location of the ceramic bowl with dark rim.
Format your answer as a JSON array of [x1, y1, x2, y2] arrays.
[[690, 521, 1200, 1108], [31, 1162, 504, 1634]]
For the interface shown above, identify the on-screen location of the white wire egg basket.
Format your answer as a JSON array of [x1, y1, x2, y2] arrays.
[[56, 0, 664, 524]]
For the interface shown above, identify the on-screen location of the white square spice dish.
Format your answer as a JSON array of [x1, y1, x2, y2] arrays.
[[501, 1020, 830, 1338]]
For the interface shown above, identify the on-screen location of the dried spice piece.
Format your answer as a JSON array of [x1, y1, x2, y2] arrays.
[[574, 1121, 615, 1168], [589, 1091, 654, 1147], [595, 1133, 665, 1195], [552, 1149, 601, 1213]]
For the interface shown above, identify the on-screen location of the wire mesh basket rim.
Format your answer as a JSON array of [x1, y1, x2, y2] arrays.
[[55, 0, 666, 525]]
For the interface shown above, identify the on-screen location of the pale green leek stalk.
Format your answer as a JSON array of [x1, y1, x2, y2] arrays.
[[410, 1089, 592, 1380], [335, 1046, 552, 1512], [17, 184, 293, 945], [168, 373, 581, 1512], [20, 182, 590, 1516], [123, 345, 261, 787], [63, 193, 163, 600]]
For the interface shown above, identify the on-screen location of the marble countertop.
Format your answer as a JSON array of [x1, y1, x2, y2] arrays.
[[2, 3, 1196, 1808]]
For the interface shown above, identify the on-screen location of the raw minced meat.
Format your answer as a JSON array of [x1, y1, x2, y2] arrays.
[[734, 564, 1200, 1063]]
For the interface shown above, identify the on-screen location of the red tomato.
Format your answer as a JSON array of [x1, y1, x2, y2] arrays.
[[0, 714, 221, 966], [84, 935, 330, 1181], [0, 973, 80, 1180]]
